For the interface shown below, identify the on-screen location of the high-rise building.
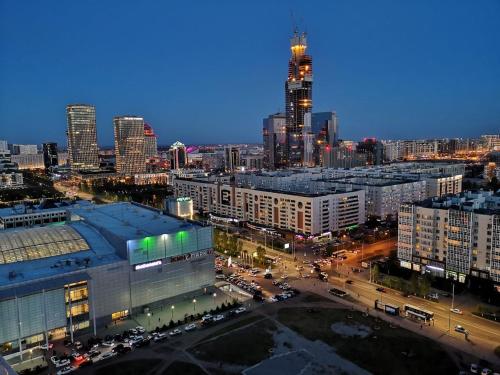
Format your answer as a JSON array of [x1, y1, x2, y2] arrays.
[[10, 144, 38, 155], [113, 116, 146, 175], [285, 29, 313, 167], [263, 113, 286, 169], [356, 138, 383, 165], [169, 141, 187, 169], [398, 191, 500, 285], [224, 146, 240, 172], [66, 104, 100, 171], [144, 123, 158, 160], [312, 112, 338, 146], [0, 140, 8, 152], [42, 142, 58, 170]]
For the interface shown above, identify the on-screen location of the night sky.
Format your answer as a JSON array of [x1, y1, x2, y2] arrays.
[[1, 0, 499, 147]]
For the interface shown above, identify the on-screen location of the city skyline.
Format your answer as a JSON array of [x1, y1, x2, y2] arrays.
[[1, 1, 500, 146]]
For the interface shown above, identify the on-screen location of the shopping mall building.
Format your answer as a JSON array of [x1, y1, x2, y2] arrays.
[[0, 202, 214, 356]]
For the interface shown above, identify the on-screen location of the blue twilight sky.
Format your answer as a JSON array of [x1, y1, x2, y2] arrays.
[[0, 0, 499, 147]]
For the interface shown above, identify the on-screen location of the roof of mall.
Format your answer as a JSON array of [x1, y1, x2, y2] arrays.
[[0, 220, 122, 290], [69, 202, 203, 241], [0, 202, 207, 291]]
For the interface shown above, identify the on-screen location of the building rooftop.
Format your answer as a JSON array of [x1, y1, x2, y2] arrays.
[[0, 220, 123, 289], [0, 200, 91, 218], [415, 190, 500, 214], [69, 202, 202, 241]]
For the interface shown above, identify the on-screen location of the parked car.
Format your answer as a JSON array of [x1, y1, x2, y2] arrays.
[[264, 273, 272, 279], [74, 341, 83, 350], [85, 349, 101, 359], [152, 332, 168, 342], [56, 366, 76, 375], [235, 307, 247, 314], [99, 351, 117, 361], [136, 326, 145, 334], [213, 314, 224, 322], [184, 323, 197, 332], [51, 357, 71, 368], [40, 343, 53, 350], [169, 329, 182, 336], [102, 340, 115, 347], [470, 364, 479, 373]]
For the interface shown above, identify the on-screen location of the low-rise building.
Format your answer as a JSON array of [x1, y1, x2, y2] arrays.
[[0, 202, 214, 357]]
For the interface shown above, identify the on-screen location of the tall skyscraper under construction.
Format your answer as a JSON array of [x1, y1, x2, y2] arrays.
[[285, 29, 313, 167]]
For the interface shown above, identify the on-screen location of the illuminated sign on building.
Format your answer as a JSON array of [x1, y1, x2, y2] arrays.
[[134, 260, 162, 271]]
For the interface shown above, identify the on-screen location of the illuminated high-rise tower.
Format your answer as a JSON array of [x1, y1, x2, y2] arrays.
[[66, 104, 100, 171], [113, 116, 146, 175], [285, 29, 313, 167], [143, 123, 158, 160]]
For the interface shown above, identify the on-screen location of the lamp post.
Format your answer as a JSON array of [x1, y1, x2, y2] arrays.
[[171, 305, 175, 321], [147, 312, 151, 331], [213, 293, 217, 308], [193, 299, 197, 312]]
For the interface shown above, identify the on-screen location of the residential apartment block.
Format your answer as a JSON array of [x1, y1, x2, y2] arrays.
[[398, 191, 500, 285], [173, 177, 365, 235]]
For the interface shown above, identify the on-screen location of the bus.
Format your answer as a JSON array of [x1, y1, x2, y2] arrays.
[[375, 300, 400, 316], [403, 304, 434, 322]]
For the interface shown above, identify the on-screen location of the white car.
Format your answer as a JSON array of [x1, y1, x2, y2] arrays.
[[235, 307, 247, 314], [454, 325, 468, 334], [184, 323, 197, 332], [450, 308, 463, 315], [41, 343, 53, 350], [169, 329, 182, 336], [215, 274, 226, 280], [99, 351, 117, 361], [268, 297, 278, 303], [102, 340, 115, 347], [51, 357, 71, 368], [153, 332, 168, 342], [128, 336, 144, 345], [56, 366, 76, 375], [201, 314, 213, 323], [213, 314, 224, 322], [136, 326, 146, 334]]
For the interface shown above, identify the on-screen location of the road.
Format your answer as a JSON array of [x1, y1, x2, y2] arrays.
[[216, 234, 500, 364], [53, 181, 113, 203]]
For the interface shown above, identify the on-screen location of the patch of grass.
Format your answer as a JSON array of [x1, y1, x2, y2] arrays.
[[199, 315, 263, 341], [161, 361, 206, 375], [190, 318, 276, 366], [95, 359, 162, 375], [300, 292, 335, 303], [277, 307, 458, 375]]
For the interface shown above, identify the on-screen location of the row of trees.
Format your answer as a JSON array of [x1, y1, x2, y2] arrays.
[[213, 229, 242, 257], [372, 264, 432, 297]]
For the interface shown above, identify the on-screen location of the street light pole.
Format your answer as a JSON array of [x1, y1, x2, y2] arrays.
[[193, 299, 197, 312], [171, 305, 175, 321]]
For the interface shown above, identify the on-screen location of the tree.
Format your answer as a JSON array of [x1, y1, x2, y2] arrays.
[[410, 273, 419, 295], [256, 245, 266, 263], [419, 276, 431, 297], [371, 264, 380, 283]]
